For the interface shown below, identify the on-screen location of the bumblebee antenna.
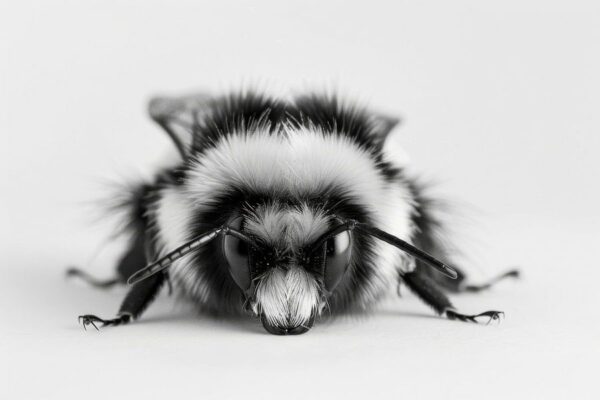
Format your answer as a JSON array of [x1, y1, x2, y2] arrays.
[[308, 219, 458, 280], [127, 226, 258, 285], [353, 222, 458, 279]]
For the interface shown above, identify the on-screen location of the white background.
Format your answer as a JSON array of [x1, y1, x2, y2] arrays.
[[1, 1, 599, 399]]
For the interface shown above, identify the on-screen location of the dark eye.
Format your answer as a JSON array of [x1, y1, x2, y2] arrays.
[[323, 231, 352, 292], [222, 218, 251, 291]]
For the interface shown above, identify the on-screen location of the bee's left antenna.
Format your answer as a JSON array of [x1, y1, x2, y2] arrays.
[[127, 225, 259, 285], [354, 222, 458, 279]]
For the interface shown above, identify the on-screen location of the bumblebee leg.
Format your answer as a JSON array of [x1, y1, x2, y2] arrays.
[[66, 268, 120, 289], [414, 263, 519, 294], [66, 231, 148, 289], [460, 269, 520, 293], [445, 309, 504, 324], [78, 272, 165, 330], [115, 232, 148, 282], [401, 271, 504, 323], [408, 183, 519, 295], [79, 314, 130, 330]]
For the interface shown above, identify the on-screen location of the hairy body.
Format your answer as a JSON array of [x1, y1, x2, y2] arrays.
[[72, 91, 517, 334]]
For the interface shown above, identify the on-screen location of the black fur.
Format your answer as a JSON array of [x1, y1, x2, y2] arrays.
[[408, 180, 467, 292], [113, 181, 156, 281], [183, 92, 397, 175], [191, 91, 287, 156], [290, 94, 385, 152], [116, 227, 148, 282]]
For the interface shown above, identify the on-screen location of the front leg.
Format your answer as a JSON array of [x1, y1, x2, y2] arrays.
[[78, 272, 165, 330], [445, 309, 503, 323], [460, 269, 520, 293], [401, 271, 503, 324], [79, 313, 131, 330]]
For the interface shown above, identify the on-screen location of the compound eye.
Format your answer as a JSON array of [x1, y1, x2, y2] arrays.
[[222, 218, 251, 292], [323, 230, 352, 292]]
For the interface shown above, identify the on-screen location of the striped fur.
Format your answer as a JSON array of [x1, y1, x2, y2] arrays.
[[145, 91, 418, 326]]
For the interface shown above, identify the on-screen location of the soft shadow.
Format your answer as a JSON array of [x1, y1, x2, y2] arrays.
[[374, 309, 441, 320], [135, 311, 267, 335]]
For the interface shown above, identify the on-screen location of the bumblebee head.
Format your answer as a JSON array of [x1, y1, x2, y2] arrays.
[[222, 202, 352, 335]]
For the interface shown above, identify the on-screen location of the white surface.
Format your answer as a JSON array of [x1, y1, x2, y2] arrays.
[[1, 1, 599, 399]]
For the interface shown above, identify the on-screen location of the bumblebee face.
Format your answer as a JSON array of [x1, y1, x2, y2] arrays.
[[221, 204, 352, 335]]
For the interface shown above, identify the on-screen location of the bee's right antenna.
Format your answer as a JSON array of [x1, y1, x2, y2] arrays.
[[307, 218, 459, 280]]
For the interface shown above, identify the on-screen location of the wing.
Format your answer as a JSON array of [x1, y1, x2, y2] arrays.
[[148, 92, 213, 158]]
